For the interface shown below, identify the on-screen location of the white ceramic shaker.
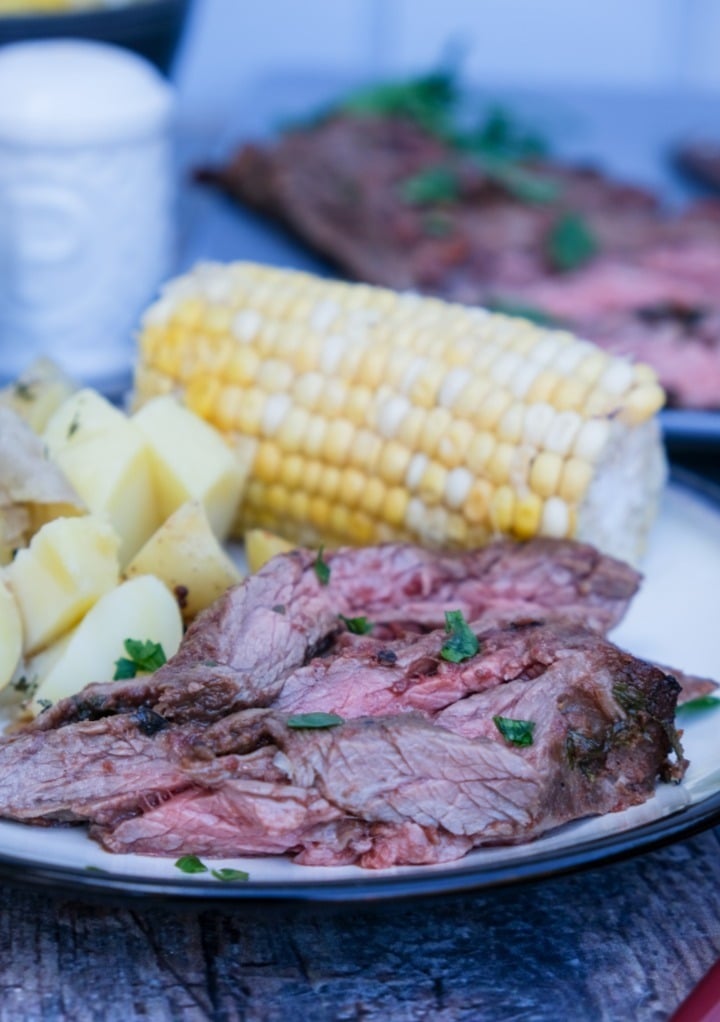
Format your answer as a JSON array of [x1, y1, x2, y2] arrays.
[[0, 39, 175, 394]]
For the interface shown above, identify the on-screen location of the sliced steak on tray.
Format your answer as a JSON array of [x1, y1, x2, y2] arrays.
[[0, 539, 685, 869]]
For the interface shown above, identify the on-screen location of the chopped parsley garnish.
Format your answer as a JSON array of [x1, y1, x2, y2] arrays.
[[113, 639, 167, 680], [676, 695, 720, 719], [175, 855, 208, 875], [339, 614, 373, 635], [36, 698, 53, 714], [174, 856, 250, 881], [546, 212, 598, 271], [493, 716, 536, 747], [313, 547, 330, 585], [211, 868, 249, 882], [287, 712, 344, 729], [440, 610, 479, 663]]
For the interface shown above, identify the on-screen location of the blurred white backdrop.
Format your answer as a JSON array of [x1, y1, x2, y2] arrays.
[[173, 0, 720, 128]]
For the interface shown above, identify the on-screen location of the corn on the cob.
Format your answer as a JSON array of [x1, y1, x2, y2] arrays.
[[135, 262, 667, 564]]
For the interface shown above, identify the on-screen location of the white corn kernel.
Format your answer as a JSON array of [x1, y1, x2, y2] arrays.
[[261, 393, 292, 437], [445, 467, 473, 510], [541, 496, 570, 538], [544, 411, 582, 456], [573, 419, 610, 462]]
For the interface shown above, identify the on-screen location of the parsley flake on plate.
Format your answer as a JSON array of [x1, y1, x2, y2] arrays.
[[676, 695, 720, 719], [175, 855, 208, 875], [174, 857, 250, 881], [211, 868, 249, 882]]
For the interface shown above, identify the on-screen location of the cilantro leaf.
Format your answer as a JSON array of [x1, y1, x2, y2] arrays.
[[493, 716, 535, 747], [175, 855, 208, 875], [440, 610, 479, 663], [676, 695, 720, 719], [339, 614, 373, 635], [313, 547, 330, 586], [211, 868, 250, 882], [546, 212, 598, 272], [287, 712, 344, 729]]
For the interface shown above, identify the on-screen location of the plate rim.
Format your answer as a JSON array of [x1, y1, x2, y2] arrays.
[[1, 468, 719, 908]]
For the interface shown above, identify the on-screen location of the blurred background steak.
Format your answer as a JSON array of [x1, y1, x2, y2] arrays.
[[198, 73, 720, 409]]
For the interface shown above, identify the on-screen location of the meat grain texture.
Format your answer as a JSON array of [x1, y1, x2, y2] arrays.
[[0, 540, 687, 869]]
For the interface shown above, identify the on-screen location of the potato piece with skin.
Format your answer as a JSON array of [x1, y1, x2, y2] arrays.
[[30, 575, 183, 716], [44, 389, 161, 566], [125, 501, 243, 622], [0, 579, 22, 690], [245, 528, 296, 574], [0, 407, 85, 563], [4, 515, 120, 655], [133, 396, 245, 540], [0, 357, 77, 434]]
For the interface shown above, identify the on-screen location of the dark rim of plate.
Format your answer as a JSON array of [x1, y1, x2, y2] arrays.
[[0, 468, 717, 907]]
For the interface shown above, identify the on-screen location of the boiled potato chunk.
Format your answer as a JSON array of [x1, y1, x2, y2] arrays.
[[125, 501, 243, 622], [245, 529, 295, 574], [133, 396, 244, 540], [4, 515, 120, 655], [0, 580, 22, 690], [44, 389, 160, 566], [31, 575, 182, 715], [0, 357, 77, 434]]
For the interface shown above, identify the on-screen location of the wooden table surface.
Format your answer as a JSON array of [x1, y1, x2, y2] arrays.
[[2, 827, 719, 1021]]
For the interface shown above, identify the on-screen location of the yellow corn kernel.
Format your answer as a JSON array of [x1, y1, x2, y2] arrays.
[[359, 477, 386, 516], [560, 457, 593, 503], [377, 441, 411, 486], [529, 451, 564, 499], [383, 487, 409, 527], [513, 493, 544, 540], [253, 441, 282, 484], [418, 463, 447, 505], [490, 486, 515, 533]]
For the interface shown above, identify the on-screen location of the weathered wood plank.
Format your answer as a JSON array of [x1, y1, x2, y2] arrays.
[[0, 829, 718, 1022]]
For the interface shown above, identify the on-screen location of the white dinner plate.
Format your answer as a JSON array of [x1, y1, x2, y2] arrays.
[[0, 472, 719, 906]]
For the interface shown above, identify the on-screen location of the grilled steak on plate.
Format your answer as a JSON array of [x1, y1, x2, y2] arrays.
[[0, 540, 686, 869]]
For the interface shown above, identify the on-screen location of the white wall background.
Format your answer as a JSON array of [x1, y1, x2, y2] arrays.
[[173, 0, 720, 127]]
